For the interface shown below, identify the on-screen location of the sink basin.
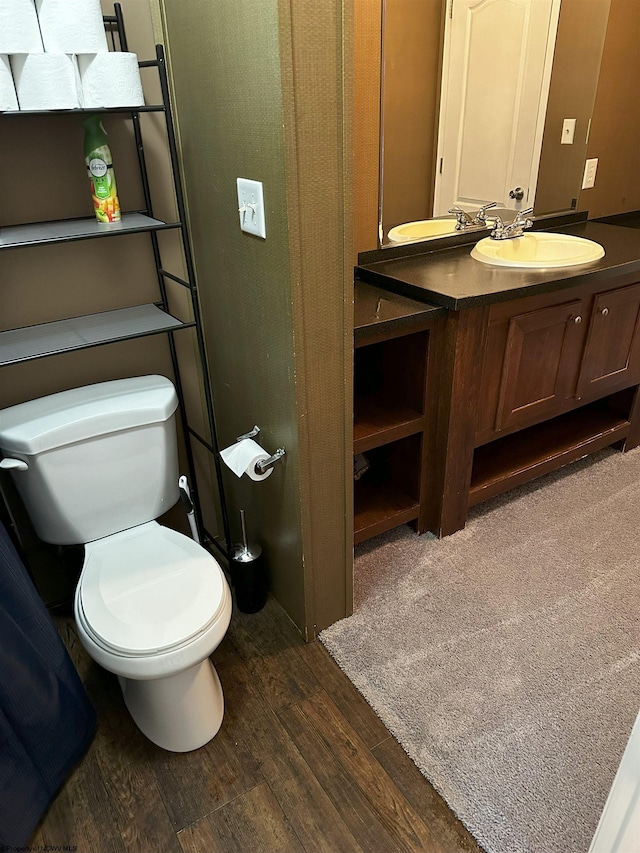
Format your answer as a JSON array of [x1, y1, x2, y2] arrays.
[[387, 218, 457, 242], [471, 232, 605, 268]]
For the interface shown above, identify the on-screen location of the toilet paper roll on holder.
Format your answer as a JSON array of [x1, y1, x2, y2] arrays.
[[236, 426, 286, 475]]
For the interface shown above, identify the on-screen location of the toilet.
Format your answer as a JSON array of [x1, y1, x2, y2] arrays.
[[0, 375, 232, 753]]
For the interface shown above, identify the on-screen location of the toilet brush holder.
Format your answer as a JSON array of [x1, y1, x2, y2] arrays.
[[230, 509, 267, 614]]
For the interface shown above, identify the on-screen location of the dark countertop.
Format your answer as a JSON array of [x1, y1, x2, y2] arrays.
[[353, 281, 444, 342], [356, 221, 640, 310]]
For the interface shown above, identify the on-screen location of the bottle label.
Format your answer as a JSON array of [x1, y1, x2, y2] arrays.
[[89, 158, 110, 199], [86, 145, 121, 223]]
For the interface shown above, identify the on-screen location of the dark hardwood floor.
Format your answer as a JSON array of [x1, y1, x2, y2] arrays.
[[33, 597, 483, 853]]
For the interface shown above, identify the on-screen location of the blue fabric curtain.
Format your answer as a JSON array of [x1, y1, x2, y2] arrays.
[[0, 521, 95, 847]]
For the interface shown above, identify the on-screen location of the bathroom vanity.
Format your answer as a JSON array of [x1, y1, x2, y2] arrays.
[[353, 282, 444, 543], [355, 216, 640, 539]]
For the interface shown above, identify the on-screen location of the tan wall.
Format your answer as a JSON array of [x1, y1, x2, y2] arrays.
[[354, 0, 444, 255], [380, 0, 444, 238], [535, 0, 611, 216], [0, 0, 188, 403], [354, 0, 383, 257], [0, 0, 223, 594], [579, 0, 640, 218], [349, 3, 447, 256], [158, 0, 353, 635]]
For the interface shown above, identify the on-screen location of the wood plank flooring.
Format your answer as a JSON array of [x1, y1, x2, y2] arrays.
[[35, 597, 483, 853]]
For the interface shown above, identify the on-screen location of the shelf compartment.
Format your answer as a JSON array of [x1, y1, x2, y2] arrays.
[[354, 481, 419, 544], [354, 329, 429, 453], [354, 434, 422, 544], [0, 213, 180, 250], [0, 304, 188, 365], [469, 400, 631, 507], [354, 395, 424, 452]]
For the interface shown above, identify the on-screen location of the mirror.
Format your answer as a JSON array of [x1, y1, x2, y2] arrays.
[[379, 0, 612, 247]]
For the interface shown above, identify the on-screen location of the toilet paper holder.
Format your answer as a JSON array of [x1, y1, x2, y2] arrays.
[[236, 426, 286, 474]]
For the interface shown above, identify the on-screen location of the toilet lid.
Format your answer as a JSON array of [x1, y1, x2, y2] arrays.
[[79, 522, 226, 655]]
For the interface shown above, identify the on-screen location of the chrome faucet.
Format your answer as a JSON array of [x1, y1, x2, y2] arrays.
[[448, 202, 499, 230], [448, 205, 475, 230], [489, 207, 534, 240]]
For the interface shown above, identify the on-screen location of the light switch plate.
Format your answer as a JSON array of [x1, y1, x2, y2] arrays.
[[582, 158, 598, 190], [561, 118, 576, 145], [236, 178, 266, 239]]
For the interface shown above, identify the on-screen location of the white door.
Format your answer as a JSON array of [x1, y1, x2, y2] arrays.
[[589, 708, 640, 853], [433, 0, 561, 216]]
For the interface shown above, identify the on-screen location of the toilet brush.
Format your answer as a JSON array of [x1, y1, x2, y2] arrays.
[[230, 509, 267, 613]]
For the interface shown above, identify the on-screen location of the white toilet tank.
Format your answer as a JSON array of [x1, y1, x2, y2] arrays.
[[0, 376, 180, 545]]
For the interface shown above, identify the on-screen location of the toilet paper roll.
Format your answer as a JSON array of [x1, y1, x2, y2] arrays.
[[220, 438, 273, 482], [35, 0, 108, 54], [0, 0, 44, 53], [11, 53, 82, 110], [0, 55, 19, 111], [78, 52, 144, 108]]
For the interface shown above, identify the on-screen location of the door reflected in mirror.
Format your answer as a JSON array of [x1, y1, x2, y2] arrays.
[[379, 0, 611, 248]]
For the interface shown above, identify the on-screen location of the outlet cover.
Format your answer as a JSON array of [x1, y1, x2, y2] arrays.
[[237, 178, 266, 239], [582, 158, 598, 190]]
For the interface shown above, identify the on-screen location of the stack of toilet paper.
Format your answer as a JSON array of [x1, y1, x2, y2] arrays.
[[0, 0, 145, 111]]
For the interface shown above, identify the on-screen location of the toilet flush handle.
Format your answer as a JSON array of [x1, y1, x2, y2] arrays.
[[0, 458, 28, 471], [178, 475, 200, 544]]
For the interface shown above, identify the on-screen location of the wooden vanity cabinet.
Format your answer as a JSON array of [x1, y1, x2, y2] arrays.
[[490, 297, 586, 433], [576, 282, 640, 397], [353, 283, 444, 544], [432, 276, 640, 537], [478, 279, 640, 443]]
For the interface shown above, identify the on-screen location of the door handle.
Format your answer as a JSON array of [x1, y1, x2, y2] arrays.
[[509, 186, 525, 201]]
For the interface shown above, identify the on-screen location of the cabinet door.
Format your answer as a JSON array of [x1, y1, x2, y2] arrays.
[[495, 299, 585, 431], [576, 283, 640, 398]]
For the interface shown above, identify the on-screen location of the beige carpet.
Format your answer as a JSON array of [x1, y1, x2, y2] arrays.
[[321, 448, 640, 853]]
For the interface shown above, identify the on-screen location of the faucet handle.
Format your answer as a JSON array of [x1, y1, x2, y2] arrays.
[[513, 206, 534, 225], [474, 201, 498, 225]]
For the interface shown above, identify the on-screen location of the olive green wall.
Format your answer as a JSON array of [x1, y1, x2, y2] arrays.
[[157, 0, 353, 636]]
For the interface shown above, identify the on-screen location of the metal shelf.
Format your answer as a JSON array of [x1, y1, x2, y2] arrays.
[[0, 304, 189, 366], [1, 105, 164, 116], [0, 213, 179, 250]]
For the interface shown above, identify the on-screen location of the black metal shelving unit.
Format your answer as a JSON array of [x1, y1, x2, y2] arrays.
[[0, 4, 230, 560]]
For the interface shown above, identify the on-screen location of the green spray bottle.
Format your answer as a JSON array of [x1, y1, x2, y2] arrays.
[[83, 115, 121, 223]]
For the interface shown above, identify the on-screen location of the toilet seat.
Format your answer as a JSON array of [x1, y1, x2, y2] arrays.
[[78, 521, 226, 657]]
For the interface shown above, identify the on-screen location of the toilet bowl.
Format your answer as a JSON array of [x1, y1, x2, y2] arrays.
[[74, 521, 232, 752], [0, 376, 232, 752]]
